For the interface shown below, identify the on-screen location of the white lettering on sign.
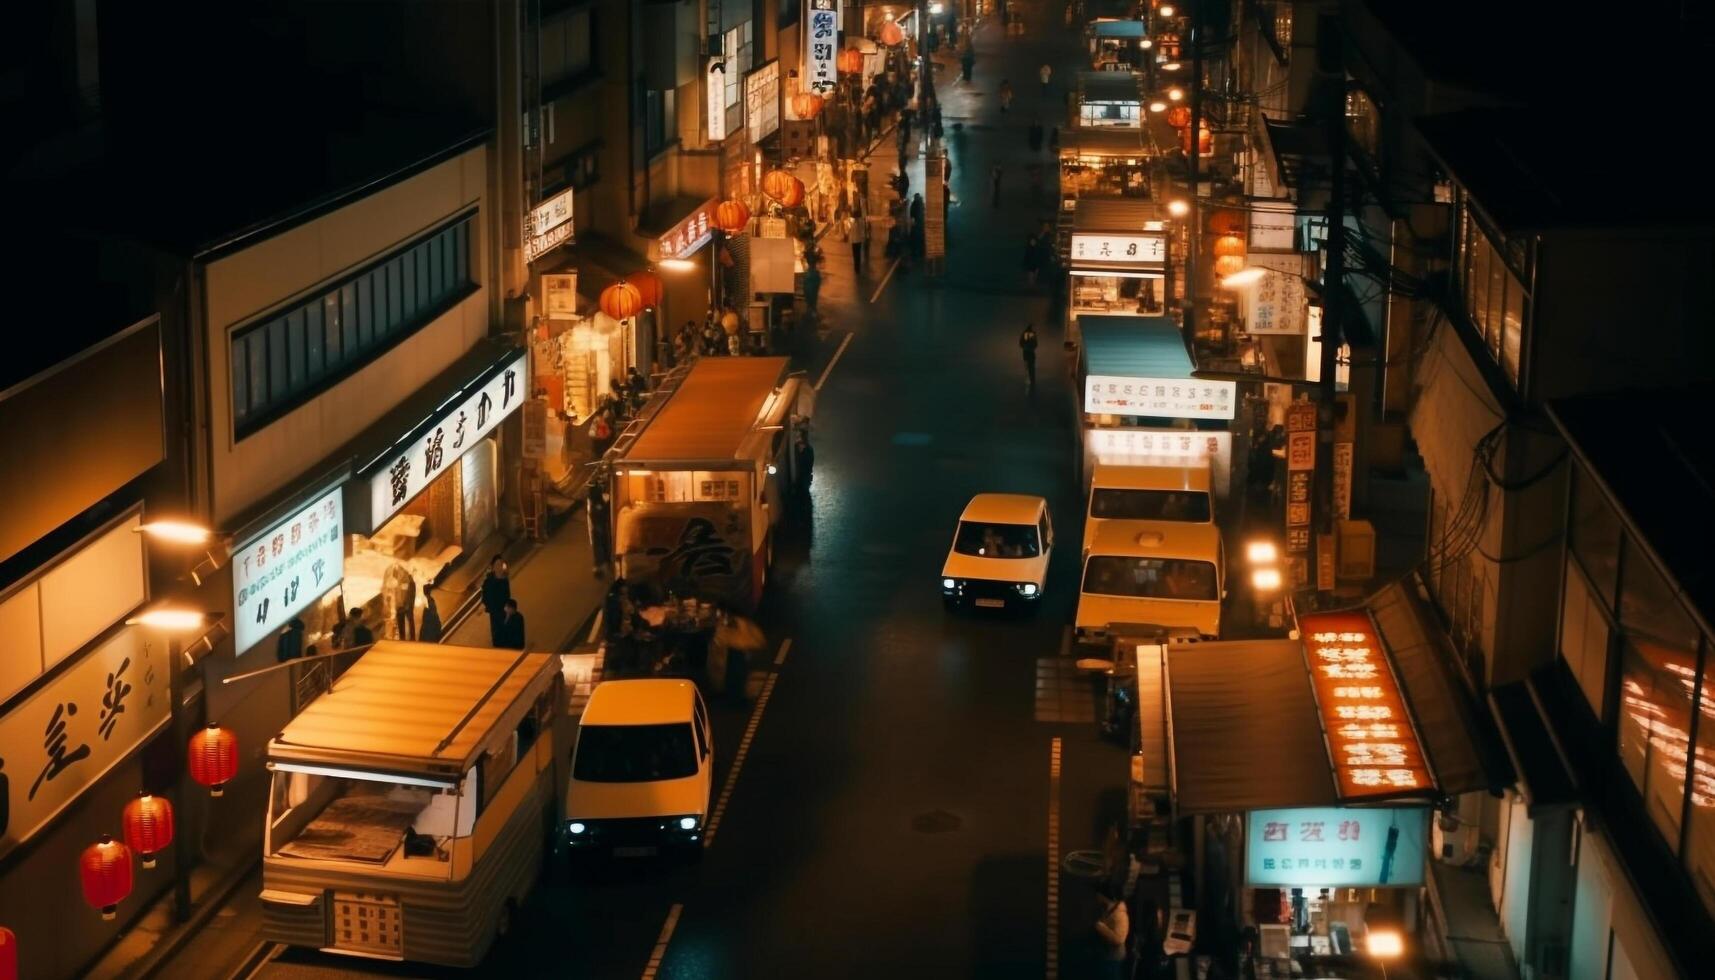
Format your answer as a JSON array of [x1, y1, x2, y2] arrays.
[[707, 57, 728, 141], [523, 187, 576, 263], [658, 202, 715, 261], [1069, 233, 1166, 266], [0, 626, 169, 859], [1087, 428, 1232, 497], [1245, 806, 1427, 888], [234, 486, 345, 655], [1084, 375, 1236, 420], [745, 60, 781, 144], [803, 0, 838, 95], [367, 352, 529, 529]]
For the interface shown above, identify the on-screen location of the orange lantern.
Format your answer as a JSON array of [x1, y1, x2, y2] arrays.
[[1, 927, 15, 980], [880, 21, 905, 46], [1208, 209, 1246, 236], [1179, 122, 1213, 156], [80, 836, 134, 920], [121, 793, 175, 869], [599, 281, 644, 320], [1166, 106, 1191, 129], [628, 271, 664, 309], [762, 170, 806, 208], [838, 48, 865, 74], [713, 199, 751, 234], [1213, 234, 1247, 258], [1214, 255, 1247, 278], [720, 311, 742, 336], [187, 723, 239, 797], [791, 92, 825, 120]]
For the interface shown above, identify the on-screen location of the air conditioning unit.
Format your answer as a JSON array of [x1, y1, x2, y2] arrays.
[[1432, 813, 1478, 865]]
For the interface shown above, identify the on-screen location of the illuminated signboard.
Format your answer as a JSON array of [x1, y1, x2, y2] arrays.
[[1245, 806, 1427, 887], [803, 0, 838, 94], [1069, 233, 1166, 267], [1299, 610, 1433, 800], [657, 199, 716, 261], [233, 485, 345, 655], [1085, 376, 1236, 420]]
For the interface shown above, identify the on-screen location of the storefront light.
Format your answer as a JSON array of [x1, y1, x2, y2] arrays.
[[1162, 62, 1182, 72], [1140, 39, 1154, 50], [137, 520, 214, 545], [126, 608, 218, 632], [659, 257, 696, 272], [1167, 87, 1184, 102], [929, 1, 944, 12], [1367, 928, 1405, 959], [1166, 199, 1190, 217], [1159, 4, 1177, 16], [1246, 541, 1279, 565], [1148, 101, 1168, 113], [1220, 267, 1268, 289], [1251, 568, 1283, 592]]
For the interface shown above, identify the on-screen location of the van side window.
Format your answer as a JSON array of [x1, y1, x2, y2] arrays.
[[692, 700, 710, 758], [1039, 512, 1052, 548]]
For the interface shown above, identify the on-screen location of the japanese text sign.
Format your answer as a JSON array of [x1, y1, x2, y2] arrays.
[[1245, 806, 1427, 887], [366, 352, 528, 531], [1086, 428, 1232, 497], [523, 187, 575, 263], [745, 60, 781, 145], [1070, 233, 1166, 267], [0, 626, 168, 859], [1299, 610, 1433, 801], [658, 199, 717, 261], [706, 57, 728, 142], [803, 0, 838, 94], [1085, 375, 1236, 420], [234, 486, 345, 655]]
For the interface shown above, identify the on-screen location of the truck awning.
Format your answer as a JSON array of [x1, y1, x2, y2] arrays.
[[1090, 19, 1146, 38], [622, 357, 791, 462], [1079, 316, 1195, 379], [1078, 71, 1144, 105]]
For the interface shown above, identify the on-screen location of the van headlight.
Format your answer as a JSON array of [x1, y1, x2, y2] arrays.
[[568, 822, 587, 835], [942, 578, 958, 592], [1015, 582, 1039, 597], [678, 816, 699, 831]]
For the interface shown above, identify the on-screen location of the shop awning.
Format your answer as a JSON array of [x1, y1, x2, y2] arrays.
[[621, 357, 791, 463], [1089, 19, 1146, 38], [1488, 677, 1576, 813], [1061, 127, 1151, 160], [1078, 71, 1143, 105], [1080, 316, 1195, 378], [1073, 197, 1165, 233], [1166, 641, 1341, 815]]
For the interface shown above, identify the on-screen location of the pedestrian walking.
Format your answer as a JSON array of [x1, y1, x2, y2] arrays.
[[1019, 323, 1039, 390], [627, 365, 648, 401], [1023, 230, 1043, 286], [384, 561, 417, 640], [590, 410, 615, 459], [802, 254, 823, 317], [991, 164, 1003, 207], [588, 481, 613, 576], [418, 594, 444, 643], [1028, 119, 1044, 153], [481, 555, 511, 646], [999, 79, 1014, 113], [794, 430, 815, 493], [496, 599, 526, 651], [1039, 63, 1052, 94], [909, 194, 926, 257], [960, 45, 975, 82], [848, 210, 869, 272]]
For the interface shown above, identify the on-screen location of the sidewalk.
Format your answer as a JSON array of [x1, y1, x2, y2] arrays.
[[84, 502, 610, 980]]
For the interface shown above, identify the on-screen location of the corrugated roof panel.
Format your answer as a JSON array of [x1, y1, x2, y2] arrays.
[[1073, 198, 1165, 232], [624, 357, 790, 462], [1079, 316, 1195, 380]]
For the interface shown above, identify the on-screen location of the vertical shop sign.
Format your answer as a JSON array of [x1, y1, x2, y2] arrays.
[[521, 397, 548, 459], [233, 486, 345, 655], [1285, 401, 1316, 585], [523, 188, 576, 263], [1333, 442, 1354, 520], [745, 60, 781, 144], [707, 57, 728, 142], [1297, 609, 1433, 801], [804, 0, 838, 94]]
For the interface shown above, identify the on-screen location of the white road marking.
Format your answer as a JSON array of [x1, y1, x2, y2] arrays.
[[774, 637, 793, 666], [868, 257, 901, 303], [640, 903, 683, 980], [703, 670, 780, 847], [815, 333, 854, 391], [1046, 738, 1062, 980]]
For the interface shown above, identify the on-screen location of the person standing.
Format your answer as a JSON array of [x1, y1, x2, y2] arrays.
[[348, 609, 376, 647], [794, 431, 815, 493], [909, 194, 926, 261], [999, 79, 1014, 113], [960, 44, 975, 83], [802, 254, 823, 317], [588, 481, 613, 576], [848, 209, 869, 272], [1094, 887, 1130, 978], [990, 164, 1003, 207], [1039, 63, 1052, 95], [496, 599, 526, 650], [481, 556, 511, 646], [1019, 323, 1039, 390], [418, 594, 444, 643], [275, 617, 306, 664]]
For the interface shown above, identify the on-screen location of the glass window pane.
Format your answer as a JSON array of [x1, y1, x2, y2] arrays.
[[1502, 272, 1524, 383], [1559, 558, 1610, 717], [267, 318, 288, 401], [388, 258, 403, 327], [248, 326, 268, 415], [1685, 650, 1715, 918], [401, 249, 419, 321], [1569, 463, 1621, 605], [1466, 232, 1488, 333], [1619, 638, 1694, 847], [456, 222, 469, 284], [356, 275, 373, 347], [339, 283, 357, 358], [1621, 548, 1700, 652], [418, 244, 433, 306], [231, 334, 250, 425], [427, 237, 443, 300], [285, 309, 306, 390], [443, 226, 457, 286], [1485, 242, 1506, 357], [307, 297, 327, 377]]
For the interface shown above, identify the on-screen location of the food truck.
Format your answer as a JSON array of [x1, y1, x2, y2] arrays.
[[608, 356, 804, 610], [1087, 17, 1149, 70], [259, 642, 563, 967], [1074, 71, 1145, 129]]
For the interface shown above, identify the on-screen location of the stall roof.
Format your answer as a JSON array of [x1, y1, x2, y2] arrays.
[[1078, 71, 1144, 105], [1073, 197, 1165, 232], [1089, 18, 1147, 38], [1061, 127, 1152, 158], [623, 357, 791, 462], [1079, 316, 1195, 380], [272, 642, 557, 774], [1167, 641, 1340, 815]]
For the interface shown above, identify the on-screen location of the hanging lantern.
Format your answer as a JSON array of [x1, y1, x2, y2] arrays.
[[838, 48, 865, 74], [80, 836, 134, 920], [120, 793, 175, 870], [1166, 105, 1191, 129], [1214, 255, 1247, 278], [1213, 234, 1247, 258], [879, 21, 905, 47], [713, 199, 751, 234], [1, 927, 15, 980], [762, 170, 806, 208], [790, 92, 825, 121], [599, 281, 644, 320], [1179, 121, 1213, 156], [629, 271, 665, 309], [187, 723, 239, 797], [720, 311, 742, 335], [1208, 209, 1246, 236]]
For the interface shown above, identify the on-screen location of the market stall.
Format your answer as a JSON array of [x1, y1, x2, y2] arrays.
[[1087, 17, 1149, 71], [1074, 71, 1145, 129], [1066, 198, 1170, 328], [1059, 126, 1153, 200]]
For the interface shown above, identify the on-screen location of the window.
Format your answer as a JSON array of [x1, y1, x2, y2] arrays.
[[645, 88, 676, 157], [564, 142, 601, 190], [1559, 556, 1612, 716], [541, 5, 595, 88], [1685, 655, 1715, 918], [1089, 489, 1212, 522], [1618, 637, 1695, 846], [723, 21, 754, 113], [953, 521, 1041, 558], [229, 214, 475, 438], [573, 724, 699, 782], [1345, 87, 1380, 162], [1569, 463, 1622, 604], [1082, 556, 1219, 602], [1455, 200, 1529, 387]]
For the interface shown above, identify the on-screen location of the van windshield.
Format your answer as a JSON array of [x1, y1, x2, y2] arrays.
[[954, 521, 1041, 558], [573, 724, 698, 783], [1089, 488, 1211, 522], [1083, 556, 1219, 601]]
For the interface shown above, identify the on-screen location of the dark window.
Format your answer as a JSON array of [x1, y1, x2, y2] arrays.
[[1082, 556, 1219, 601], [228, 214, 476, 438], [572, 724, 698, 782], [645, 88, 676, 156], [1089, 489, 1212, 522], [541, 6, 595, 88], [953, 521, 1041, 558], [1568, 462, 1622, 604]]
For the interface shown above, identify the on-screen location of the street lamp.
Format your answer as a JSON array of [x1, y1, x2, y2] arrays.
[[1166, 199, 1189, 218], [137, 520, 213, 545], [1148, 100, 1168, 113], [1218, 266, 1269, 289], [658, 257, 695, 273], [1167, 87, 1184, 102]]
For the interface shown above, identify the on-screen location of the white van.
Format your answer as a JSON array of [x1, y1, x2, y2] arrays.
[[1075, 522, 1225, 644], [1084, 463, 1214, 552], [564, 679, 714, 861]]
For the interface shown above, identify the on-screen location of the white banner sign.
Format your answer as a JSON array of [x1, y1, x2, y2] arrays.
[[1086, 428, 1233, 498], [368, 353, 529, 529], [745, 60, 781, 145], [707, 57, 728, 141], [524, 187, 576, 263], [0, 626, 169, 859], [234, 485, 345, 655], [1246, 270, 1308, 335], [804, 0, 838, 94], [1085, 375, 1236, 420], [1249, 201, 1297, 251], [1070, 233, 1166, 267], [1246, 807, 1427, 888], [542, 273, 578, 320]]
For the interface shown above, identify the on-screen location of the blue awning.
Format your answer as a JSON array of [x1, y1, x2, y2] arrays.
[[1080, 315, 1194, 379], [1090, 19, 1146, 39]]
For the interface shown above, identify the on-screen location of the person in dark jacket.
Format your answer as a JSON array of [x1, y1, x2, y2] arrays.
[[1019, 323, 1039, 390], [276, 617, 305, 663], [481, 556, 511, 646], [588, 482, 613, 576], [418, 594, 444, 643], [794, 431, 815, 494], [349, 609, 376, 647], [496, 599, 526, 650]]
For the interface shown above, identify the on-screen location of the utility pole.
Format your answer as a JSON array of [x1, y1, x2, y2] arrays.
[[1184, 0, 1203, 341], [1313, 16, 1347, 601]]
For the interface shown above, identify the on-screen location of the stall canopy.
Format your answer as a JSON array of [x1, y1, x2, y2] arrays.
[[1080, 316, 1194, 381], [1090, 18, 1147, 38], [622, 356, 790, 462], [1078, 71, 1144, 105], [1074, 198, 1164, 234], [1062, 127, 1151, 159], [1167, 641, 1341, 814]]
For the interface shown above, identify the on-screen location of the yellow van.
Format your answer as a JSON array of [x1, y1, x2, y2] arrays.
[[1084, 463, 1214, 553], [1075, 521, 1225, 644]]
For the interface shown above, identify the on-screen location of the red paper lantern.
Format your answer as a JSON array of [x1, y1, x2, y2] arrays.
[[1207, 209, 1246, 236], [599, 281, 644, 320], [1166, 105, 1191, 130], [790, 92, 825, 120], [880, 21, 905, 47], [1, 927, 16, 980], [1214, 255, 1247, 278], [187, 723, 239, 797], [762, 170, 806, 208], [837, 48, 865, 74], [1179, 121, 1213, 156], [80, 836, 134, 920], [713, 199, 751, 234], [1213, 234, 1247, 258], [628, 271, 664, 309], [121, 793, 175, 869]]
